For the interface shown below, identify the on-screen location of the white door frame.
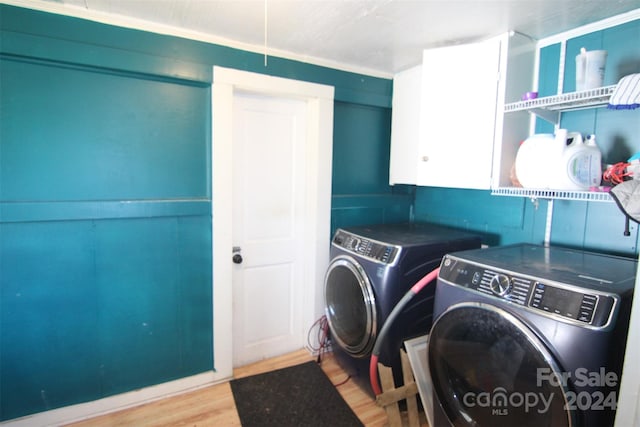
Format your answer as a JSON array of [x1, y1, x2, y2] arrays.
[[210, 66, 334, 381]]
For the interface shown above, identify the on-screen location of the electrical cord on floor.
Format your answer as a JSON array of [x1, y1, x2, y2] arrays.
[[309, 315, 353, 387], [308, 314, 331, 363], [369, 266, 440, 396], [333, 374, 352, 387]]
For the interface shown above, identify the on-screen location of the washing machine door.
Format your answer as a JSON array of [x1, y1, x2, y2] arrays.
[[324, 255, 377, 357], [428, 302, 575, 427]]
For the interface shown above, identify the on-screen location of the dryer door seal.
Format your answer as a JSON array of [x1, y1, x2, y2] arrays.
[[428, 302, 575, 427], [324, 255, 377, 357]]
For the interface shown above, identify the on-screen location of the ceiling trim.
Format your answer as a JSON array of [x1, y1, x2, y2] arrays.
[[2, 0, 394, 78]]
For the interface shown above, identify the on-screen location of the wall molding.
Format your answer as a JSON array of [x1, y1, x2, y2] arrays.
[[0, 372, 220, 427], [0, 30, 211, 84]]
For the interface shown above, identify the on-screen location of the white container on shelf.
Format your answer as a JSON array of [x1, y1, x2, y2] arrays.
[[575, 48, 607, 91], [555, 134, 602, 190], [514, 129, 601, 190]]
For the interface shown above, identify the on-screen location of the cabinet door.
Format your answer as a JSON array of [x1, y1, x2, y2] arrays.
[[389, 65, 422, 185], [418, 37, 501, 189]]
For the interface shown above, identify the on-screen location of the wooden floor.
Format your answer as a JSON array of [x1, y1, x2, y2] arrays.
[[66, 350, 402, 427]]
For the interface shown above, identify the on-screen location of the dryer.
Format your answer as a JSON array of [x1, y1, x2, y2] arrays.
[[428, 243, 637, 427], [324, 222, 481, 394]]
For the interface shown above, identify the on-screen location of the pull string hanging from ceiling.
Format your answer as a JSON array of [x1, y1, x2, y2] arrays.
[[264, 0, 268, 67]]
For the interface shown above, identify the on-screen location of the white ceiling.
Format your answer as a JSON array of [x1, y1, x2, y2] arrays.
[[12, 0, 640, 77]]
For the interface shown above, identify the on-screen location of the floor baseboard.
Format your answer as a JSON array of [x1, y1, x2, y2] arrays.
[[0, 371, 224, 427]]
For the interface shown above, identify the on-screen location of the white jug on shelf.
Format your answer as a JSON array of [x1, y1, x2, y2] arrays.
[[554, 134, 602, 190], [515, 129, 599, 190], [575, 48, 607, 91]]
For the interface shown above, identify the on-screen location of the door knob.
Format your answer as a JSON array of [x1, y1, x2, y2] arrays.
[[232, 246, 243, 264]]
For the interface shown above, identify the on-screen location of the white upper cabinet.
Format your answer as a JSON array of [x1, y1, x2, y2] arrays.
[[390, 32, 535, 189], [418, 36, 501, 189], [389, 65, 422, 185]]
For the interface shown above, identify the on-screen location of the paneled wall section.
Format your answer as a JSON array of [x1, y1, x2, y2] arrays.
[[0, 4, 403, 421]]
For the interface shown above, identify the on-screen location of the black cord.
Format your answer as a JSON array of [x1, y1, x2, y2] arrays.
[[308, 315, 331, 363], [333, 374, 351, 387]]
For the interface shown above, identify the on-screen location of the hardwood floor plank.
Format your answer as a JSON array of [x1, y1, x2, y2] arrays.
[[66, 350, 417, 426]]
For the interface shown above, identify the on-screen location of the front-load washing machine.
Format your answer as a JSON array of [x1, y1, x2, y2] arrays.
[[324, 222, 481, 394], [428, 243, 637, 427]]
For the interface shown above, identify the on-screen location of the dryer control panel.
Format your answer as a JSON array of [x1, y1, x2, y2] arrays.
[[439, 255, 617, 328], [332, 230, 399, 264]]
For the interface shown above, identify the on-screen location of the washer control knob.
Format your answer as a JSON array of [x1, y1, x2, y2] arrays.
[[490, 274, 512, 296]]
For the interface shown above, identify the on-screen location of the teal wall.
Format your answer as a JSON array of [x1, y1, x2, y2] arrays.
[[0, 5, 406, 421], [1, 50, 213, 420], [331, 101, 412, 233], [414, 19, 640, 257]]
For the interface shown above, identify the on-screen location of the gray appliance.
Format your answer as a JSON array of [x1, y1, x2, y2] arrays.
[[324, 222, 481, 394], [428, 243, 637, 427]]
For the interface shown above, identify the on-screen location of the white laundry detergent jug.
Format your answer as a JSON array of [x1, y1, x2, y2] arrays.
[[515, 130, 574, 189], [515, 129, 600, 190], [555, 133, 602, 190]]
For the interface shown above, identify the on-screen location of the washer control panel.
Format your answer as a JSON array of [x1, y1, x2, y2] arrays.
[[439, 255, 617, 328], [489, 274, 512, 296], [529, 282, 601, 324], [332, 230, 399, 264]]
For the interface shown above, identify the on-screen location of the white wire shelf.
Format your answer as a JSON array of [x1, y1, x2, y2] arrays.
[[504, 86, 616, 124], [491, 187, 612, 202]]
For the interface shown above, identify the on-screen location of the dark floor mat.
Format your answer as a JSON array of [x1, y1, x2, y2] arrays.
[[230, 361, 364, 427]]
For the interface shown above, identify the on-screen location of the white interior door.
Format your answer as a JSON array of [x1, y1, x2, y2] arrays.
[[231, 92, 307, 367], [211, 67, 334, 381]]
